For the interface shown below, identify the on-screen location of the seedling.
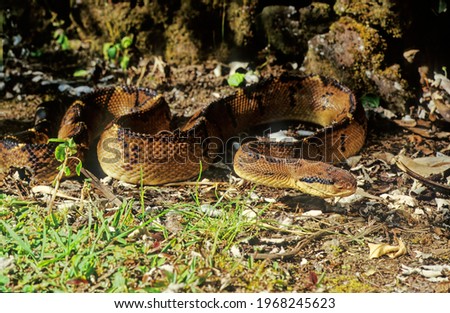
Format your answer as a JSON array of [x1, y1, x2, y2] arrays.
[[102, 35, 133, 70], [53, 29, 70, 50], [47, 138, 83, 211]]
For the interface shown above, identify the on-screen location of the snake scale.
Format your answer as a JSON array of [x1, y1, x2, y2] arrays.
[[0, 73, 367, 198]]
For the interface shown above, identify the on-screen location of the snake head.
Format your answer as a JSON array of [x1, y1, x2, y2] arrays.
[[293, 163, 357, 198]]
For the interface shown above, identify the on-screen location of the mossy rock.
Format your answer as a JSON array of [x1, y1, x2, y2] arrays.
[[334, 0, 402, 38], [302, 16, 409, 112]]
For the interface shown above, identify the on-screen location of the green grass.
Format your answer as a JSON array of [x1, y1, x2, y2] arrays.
[[0, 180, 382, 293], [0, 186, 308, 292]]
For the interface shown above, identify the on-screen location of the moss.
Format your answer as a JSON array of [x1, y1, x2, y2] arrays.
[[334, 0, 402, 38], [325, 275, 378, 292], [302, 14, 410, 112], [329, 16, 386, 68], [303, 16, 386, 93]]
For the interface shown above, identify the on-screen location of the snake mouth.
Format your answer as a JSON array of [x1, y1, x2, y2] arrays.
[[297, 182, 355, 198]]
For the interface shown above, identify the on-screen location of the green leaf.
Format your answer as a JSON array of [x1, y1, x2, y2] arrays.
[[67, 138, 76, 147], [107, 46, 117, 60], [54, 145, 66, 162], [61, 38, 70, 50], [361, 94, 380, 109], [64, 166, 71, 176], [102, 42, 113, 60], [121, 36, 133, 49], [48, 138, 66, 143], [75, 161, 83, 176], [227, 72, 246, 87], [73, 69, 90, 77], [0, 220, 35, 258], [30, 50, 42, 58], [55, 32, 70, 50], [53, 30, 61, 39], [120, 55, 130, 70], [22, 285, 34, 292], [0, 274, 10, 286]]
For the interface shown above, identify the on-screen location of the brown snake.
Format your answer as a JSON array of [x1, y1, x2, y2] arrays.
[[0, 74, 367, 198]]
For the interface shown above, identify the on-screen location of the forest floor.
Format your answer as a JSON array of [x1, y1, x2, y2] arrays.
[[1, 53, 450, 292]]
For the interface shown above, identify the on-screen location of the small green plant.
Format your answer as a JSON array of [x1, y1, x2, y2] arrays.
[[49, 138, 82, 177], [442, 66, 447, 78], [227, 72, 246, 87], [73, 69, 90, 78], [102, 35, 133, 70], [361, 94, 380, 109], [53, 29, 70, 50], [47, 138, 82, 211]]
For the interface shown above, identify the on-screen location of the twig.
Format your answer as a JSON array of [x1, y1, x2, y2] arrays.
[[80, 168, 122, 207], [48, 149, 70, 213], [252, 230, 331, 260]]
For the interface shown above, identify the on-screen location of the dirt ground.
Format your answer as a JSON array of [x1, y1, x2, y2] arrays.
[[1, 54, 450, 292]]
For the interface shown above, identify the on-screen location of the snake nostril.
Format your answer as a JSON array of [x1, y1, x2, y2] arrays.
[[335, 177, 356, 191]]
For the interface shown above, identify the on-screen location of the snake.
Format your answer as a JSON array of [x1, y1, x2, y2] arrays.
[[0, 73, 367, 198]]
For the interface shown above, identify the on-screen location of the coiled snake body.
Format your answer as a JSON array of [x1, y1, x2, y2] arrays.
[[0, 74, 367, 198]]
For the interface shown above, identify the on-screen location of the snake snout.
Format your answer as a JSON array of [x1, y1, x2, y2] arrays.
[[292, 164, 357, 198], [332, 171, 357, 196]]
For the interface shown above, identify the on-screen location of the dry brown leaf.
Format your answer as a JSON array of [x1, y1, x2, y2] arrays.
[[346, 155, 362, 167], [393, 117, 417, 128], [368, 237, 407, 259], [403, 49, 420, 63], [436, 131, 450, 139], [371, 151, 395, 164], [432, 94, 450, 122], [416, 119, 432, 127], [396, 155, 450, 194], [404, 126, 434, 138], [434, 73, 450, 95], [396, 155, 450, 177]]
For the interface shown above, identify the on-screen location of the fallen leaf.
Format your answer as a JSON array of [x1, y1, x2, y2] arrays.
[[396, 154, 450, 177], [393, 116, 417, 127], [432, 93, 450, 122], [346, 155, 362, 167], [400, 264, 450, 282], [436, 131, 450, 139], [433, 73, 450, 95], [380, 193, 417, 207], [403, 49, 420, 63], [436, 198, 450, 211], [368, 237, 407, 259], [372, 151, 395, 164]]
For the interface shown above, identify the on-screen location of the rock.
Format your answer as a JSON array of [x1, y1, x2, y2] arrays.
[[302, 16, 386, 83], [369, 65, 411, 113], [302, 16, 410, 112], [259, 5, 302, 56], [333, 0, 402, 38], [259, 3, 332, 57]]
